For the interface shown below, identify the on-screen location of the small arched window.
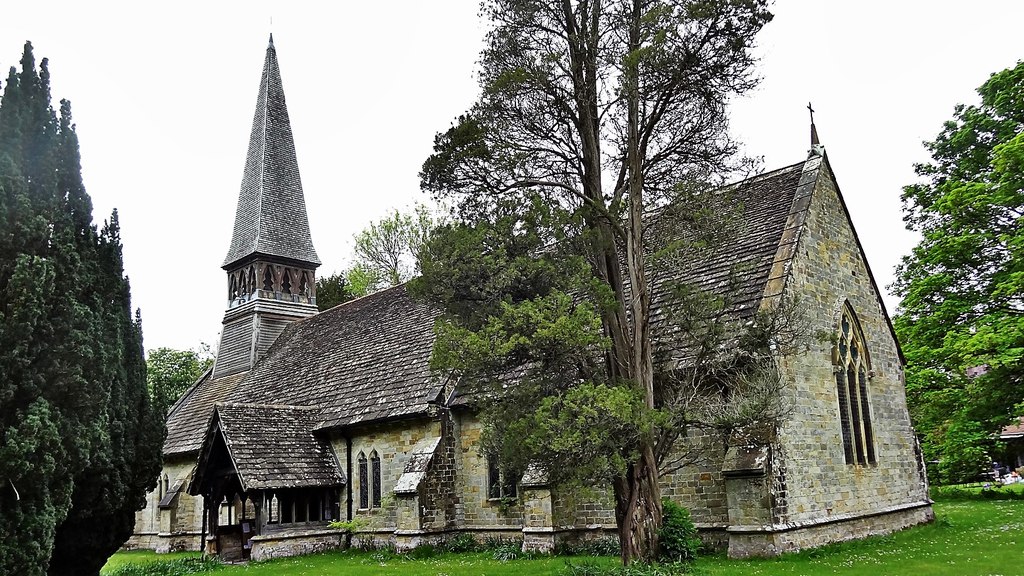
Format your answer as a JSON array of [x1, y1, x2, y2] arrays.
[[833, 303, 876, 466], [247, 266, 256, 295], [358, 452, 369, 509]]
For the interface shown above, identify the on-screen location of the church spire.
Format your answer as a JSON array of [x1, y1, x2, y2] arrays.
[[222, 35, 320, 270], [213, 38, 320, 380]]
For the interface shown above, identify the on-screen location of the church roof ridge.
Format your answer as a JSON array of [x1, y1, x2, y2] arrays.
[[222, 38, 320, 269]]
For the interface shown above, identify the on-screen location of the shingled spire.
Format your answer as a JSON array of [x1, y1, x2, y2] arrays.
[[213, 36, 321, 380], [223, 35, 320, 269]]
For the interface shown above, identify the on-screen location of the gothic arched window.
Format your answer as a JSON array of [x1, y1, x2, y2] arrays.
[[833, 303, 876, 466], [358, 452, 368, 509], [370, 451, 382, 508]]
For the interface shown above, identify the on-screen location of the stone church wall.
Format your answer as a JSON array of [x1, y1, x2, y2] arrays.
[[331, 417, 442, 545], [745, 157, 931, 554], [125, 456, 205, 552], [452, 413, 528, 536]]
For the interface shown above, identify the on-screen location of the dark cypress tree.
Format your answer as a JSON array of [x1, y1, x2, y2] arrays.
[[0, 42, 164, 576], [50, 212, 165, 576], [0, 42, 78, 576]]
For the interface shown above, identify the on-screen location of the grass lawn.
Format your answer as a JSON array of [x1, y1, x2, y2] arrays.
[[101, 550, 201, 573], [104, 497, 1023, 575]]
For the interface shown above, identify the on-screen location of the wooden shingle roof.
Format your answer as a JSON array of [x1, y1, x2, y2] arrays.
[[650, 161, 806, 363], [168, 158, 811, 457], [164, 371, 247, 456], [193, 403, 344, 492], [225, 284, 442, 430], [222, 35, 320, 269]]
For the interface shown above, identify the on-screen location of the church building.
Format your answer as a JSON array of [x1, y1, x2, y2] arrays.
[[129, 37, 933, 561]]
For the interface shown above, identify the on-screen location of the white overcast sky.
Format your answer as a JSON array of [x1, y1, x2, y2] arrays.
[[2, 1, 1022, 353]]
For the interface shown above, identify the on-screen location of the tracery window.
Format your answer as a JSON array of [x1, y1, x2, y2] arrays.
[[834, 304, 876, 466], [370, 451, 382, 508], [358, 452, 368, 509]]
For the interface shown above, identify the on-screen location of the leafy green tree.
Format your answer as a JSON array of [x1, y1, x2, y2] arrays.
[[0, 42, 163, 576], [317, 204, 441, 306], [416, 0, 772, 563], [894, 61, 1024, 482], [147, 346, 214, 408], [351, 203, 438, 293]]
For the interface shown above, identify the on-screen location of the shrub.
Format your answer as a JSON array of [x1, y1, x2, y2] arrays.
[[441, 532, 481, 553], [657, 499, 700, 563], [492, 542, 524, 561]]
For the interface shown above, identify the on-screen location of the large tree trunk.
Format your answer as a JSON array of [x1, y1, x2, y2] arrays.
[[615, 0, 662, 564], [614, 443, 663, 565]]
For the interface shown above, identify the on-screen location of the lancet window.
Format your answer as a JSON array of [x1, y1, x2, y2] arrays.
[[358, 452, 368, 509], [834, 303, 876, 466], [370, 451, 382, 508]]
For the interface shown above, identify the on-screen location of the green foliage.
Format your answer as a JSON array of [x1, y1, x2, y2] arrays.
[[657, 499, 700, 563], [894, 60, 1024, 476], [0, 42, 163, 576], [350, 203, 440, 294], [441, 532, 482, 553], [935, 419, 993, 485], [931, 482, 1024, 501], [101, 496, 1024, 575], [491, 542, 526, 562], [315, 271, 357, 311], [417, 0, 774, 564], [327, 517, 367, 534], [147, 346, 213, 408], [105, 556, 222, 576]]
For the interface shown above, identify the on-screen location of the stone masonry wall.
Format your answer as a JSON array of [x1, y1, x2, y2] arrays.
[[452, 413, 524, 533], [331, 418, 440, 534], [126, 456, 205, 552], [420, 410, 459, 531], [771, 156, 930, 529]]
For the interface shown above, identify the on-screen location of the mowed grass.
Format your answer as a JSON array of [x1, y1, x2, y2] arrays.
[[104, 497, 1023, 575]]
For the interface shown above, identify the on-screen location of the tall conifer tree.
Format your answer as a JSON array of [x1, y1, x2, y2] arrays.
[[0, 42, 163, 576]]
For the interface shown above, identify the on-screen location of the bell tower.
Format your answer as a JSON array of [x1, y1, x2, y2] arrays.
[[213, 35, 320, 379]]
